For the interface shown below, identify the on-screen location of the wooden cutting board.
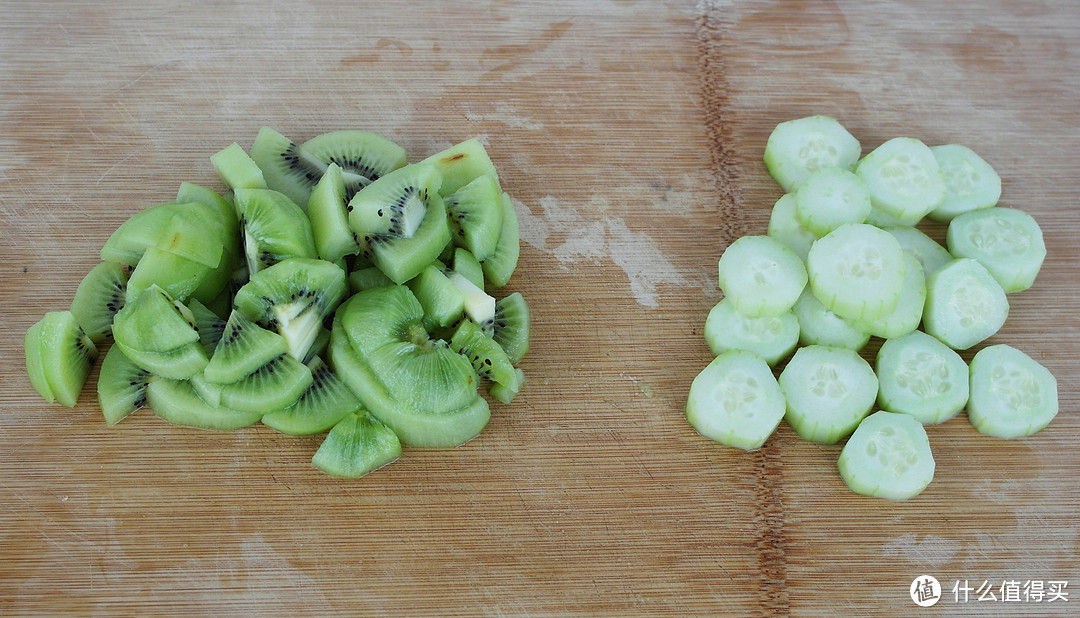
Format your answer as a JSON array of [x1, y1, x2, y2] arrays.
[[2, 1, 1077, 614]]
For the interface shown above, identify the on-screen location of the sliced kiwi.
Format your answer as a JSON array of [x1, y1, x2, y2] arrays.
[[112, 285, 208, 379], [175, 182, 239, 241], [333, 287, 490, 447], [233, 257, 347, 362], [491, 292, 530, 365], [348, 163, 441, 239], [307, 163, 362, 262], [445, 173, 504, 261], [447, 271, 496, 329], [203, 310, 289, 384], [302, 130, 408, 201], [480, 192, 520, 288], [250, 126, 325, 209], [69, 261, 128, 343], [262, 356, 362, 436], [312, 411, 402, 478], [450, 318, 522, 404], [347, 266, 395, 293], [420, 138, 500, 196], [146, 378, 263, 431], [365, 192, 452, 284], [406, 262, 466, 330], [97, 344, 153, 425], [210, 142, 267, 191], [186, 299, 228, 357], [24, 311, 98, 408], [217, 353, 314, 413], [101, 201, 226, 267], [452, 247, 485, 290], [233, 188, 318, 275], [124, 246, 212, 305]]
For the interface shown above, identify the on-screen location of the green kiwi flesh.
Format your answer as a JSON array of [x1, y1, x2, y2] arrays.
[[420, 138, 500, 196], [203, 310, 289, 384], [262, 356, 361, 436], [450, 318, 522, 403], [348, 266, 395, 293], [481, 192, 520, 288], [25, 311, 98, 407], [146, 378, 263, 431], [348, 163, 441, 239], [445, 173, 504, 261], [210, 142, 268, 191], [447, 271, 496, 328], [218, 353, 314, 413], [492, 292, 531, 365], [101, 201, 227, 267], [302, 130, 408, 201], [111, 285, 208, 379], [97, 344, 153, 425], [250, 126, 325, 209], [407, 262, 466, 330], [307, 163, 361, 262], [70, 261, 128, 343], [452, 247, 485, 290], [234, 188, 318, 275], [312, 411, 402, 478], [186, 299, 228, 357], [366, 192, 452, 284]]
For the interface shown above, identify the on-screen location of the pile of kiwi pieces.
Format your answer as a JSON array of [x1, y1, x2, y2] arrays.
[[23, 128, 530, 478]]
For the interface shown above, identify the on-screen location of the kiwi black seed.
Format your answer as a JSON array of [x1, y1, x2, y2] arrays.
[[70, 261, 129, 344], [261, 356, 361, 436]]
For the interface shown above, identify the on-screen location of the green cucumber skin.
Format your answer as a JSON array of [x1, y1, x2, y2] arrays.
[[838, 410, 935, 501]]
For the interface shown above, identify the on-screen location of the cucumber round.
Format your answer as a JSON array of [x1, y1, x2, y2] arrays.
[[946, 207, 1046, 293], [876, 330, 969, 425], [685, 350, 786, 451], [838, 410, 935, 501], [855, 137, 946, 224], [806, 223, 907, 323], [922, 258, 1008, 350], [764, 115, 862, 192], [968, 344, 1058, 439], [716, 235, 807, 318], [794, 166, 871, 237], [927, 144, 1001, 222], [778, 345, 878, 445], [703, 298, 799, 367]]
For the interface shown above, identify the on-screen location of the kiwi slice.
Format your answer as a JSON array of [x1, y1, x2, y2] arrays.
[[450, 318, 522, 404], [234, 188, 318, 275], [124, 247, 213, 305], [24, 311, 98, 407], [481, 192, 520, 288], [175, 182, 239, 240], [452, 247, 485, 290], [210, 142, 267, 191], [445, 174, 504, 261], [447, 271, 496, 328], [112, 285, 208, 379], [97, 345, 153, 425], [406, 262, 466, 330], [249, 127, 323, 209], [312, 411, 402, 478], [491, 292, 531, 365], [186, 299, 228, 357], [307, 163, 362, 262], [333, 287, 490, 448], [101, 201, 227, 267], [70, 261, 128, 343], [233, 257, 347, 362], [347, 266, 394, 293], [348, 163, 441, 239], [217, 353, 314, 414], [262, 356, 361, 436], [203, 310, 289, 384], [365, 192, 453, 284], [420, 138, 500, 196], [146, 378, 263, 431]]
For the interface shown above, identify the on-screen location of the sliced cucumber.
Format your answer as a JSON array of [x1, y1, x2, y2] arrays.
[[767, 193, 817, 261], [855, 137, 945, 225], [791, 288, 870, 351], [851, 252, 925, 340], [946, 207, 1046, 293], [968, 344, 1058, 439], [927, 144, 1001, 222], [764, 115, 861, 192], [685, 350, 786, 451], [876, 330, 969, 425], [806, 223, 906, 323], [882, 225, 952, 279], [778, 345, 878, 445], [838, 410, 935, 501], [794, 166, 871, 237], [703, 298, 799, 367], [716, 235, 807, 318], [923, 258, 1008, 350]]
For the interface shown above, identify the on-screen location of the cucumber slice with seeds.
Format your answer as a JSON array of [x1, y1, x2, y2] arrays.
[[685, 350, 786, 451], [946, 207, 1046, 293], [791, 288, 870, 351], [968, 344, 1058, 439], [922, 258, 1008, 350], [767, 193, 817, 261], [764, 115, 861, 192], [794, 166, 871, 237], [806, 223, 906, 323], [876, 330, 969, 425], [838, 410, 935, 501], [779, 345, 878, 445], [855, 137, 946, 224], [882, 226, 952, 279], [928, 144, 1001, 222], [850, 252, 925, 340], [716, 235, 807, 318], [703, 297, 799, 367]]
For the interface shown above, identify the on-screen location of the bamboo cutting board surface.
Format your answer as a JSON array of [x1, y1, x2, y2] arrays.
[[2, 1, 1078, 615]]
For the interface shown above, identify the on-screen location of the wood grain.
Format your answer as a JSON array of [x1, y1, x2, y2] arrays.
[[2, 1, 1078, 615]]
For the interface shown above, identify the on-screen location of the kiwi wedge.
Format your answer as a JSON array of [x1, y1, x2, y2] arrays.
[[97, 344, 153, 425], [447, 271, 496, 328], [203, 310, 289, 385], [111, 285, 208, 379], [250, 127, 407, 210], [491, 292, 531, 365], [348, 163, 441, 239], [407, 262, 466, 330], [452, 247, 485, 290], [218, 353, 314, 414], [420, 138, 500, 196], [146, 378, 263, 431], [25, 311, 98, 407], [365, 192, 453, 285], [312, 411, 402, 478], [234, 188, 318, 275], [210, 142, 268, 191], [262, 356, 361, 436], [100, 201, 228, 267], [480, 192, 520, 288], [445, 173, 504, 261], [450, 318, 523, 404], [70, 261, 128, 344], [186, 299, 228, 357], [233, 257, 347, 362], [307, 163, 362, 262], [347, 266, 394, 293]]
